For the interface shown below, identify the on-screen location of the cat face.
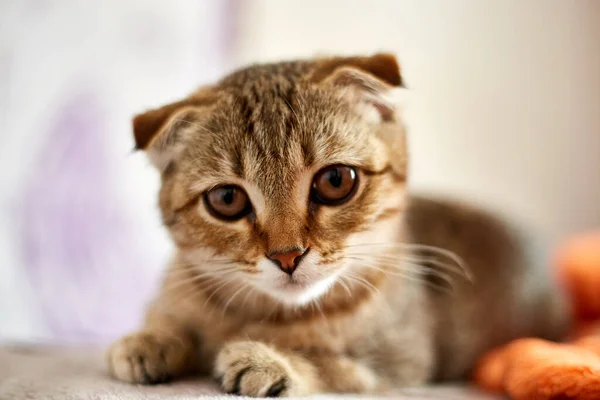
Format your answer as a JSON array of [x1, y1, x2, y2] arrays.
[[134, 54, 408, 305]]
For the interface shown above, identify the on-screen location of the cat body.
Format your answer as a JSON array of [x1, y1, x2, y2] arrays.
[[108, 54, 568, 396]]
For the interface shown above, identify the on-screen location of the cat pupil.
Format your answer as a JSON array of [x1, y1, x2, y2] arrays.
[[222, 189, 234, 204], [328, 169, 342, 188]]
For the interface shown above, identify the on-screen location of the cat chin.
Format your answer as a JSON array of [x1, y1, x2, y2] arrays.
[[262, 274, 338, 306]]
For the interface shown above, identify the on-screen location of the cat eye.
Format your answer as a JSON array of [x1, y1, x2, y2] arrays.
[[204, 185, 252, 221], [311, 165, 358, 205]]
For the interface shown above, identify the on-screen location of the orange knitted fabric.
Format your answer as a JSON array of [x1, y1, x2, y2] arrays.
[[473, 232, 600, 400]]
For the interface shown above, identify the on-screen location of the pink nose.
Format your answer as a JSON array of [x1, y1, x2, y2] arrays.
[[267, 248, 308, 275]]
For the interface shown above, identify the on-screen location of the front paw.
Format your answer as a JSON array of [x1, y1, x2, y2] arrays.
[[214, 341, 304, 397], [107, 331, 191, 384]]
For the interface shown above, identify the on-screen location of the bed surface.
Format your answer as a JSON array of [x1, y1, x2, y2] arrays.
[[0, 346, 502, 400]]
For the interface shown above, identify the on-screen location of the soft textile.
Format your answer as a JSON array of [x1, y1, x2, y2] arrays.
[[473, 232, 600, 400], [0, 346, 498, 400]]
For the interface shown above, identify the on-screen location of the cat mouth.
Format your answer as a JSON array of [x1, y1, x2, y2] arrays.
[[269, 274, 338, 305], [283, 277, 304, 287], [279, 276, 310, 291]]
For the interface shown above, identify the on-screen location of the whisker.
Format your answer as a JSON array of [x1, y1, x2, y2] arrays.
[[335, 277, 352, 298], [360, 263, 455, 296], [406, 256, 473, 282], [164, 264, 239, 277], [202, 279, 235, 307], [163, 271, 238, 309], [161, 274, 216, 294], [221, 283, 251, 319], [402, 244, 473, 280], [161, 272, 231, 295], [403, 262, 457, 290], [343, 242, 411, 249], [404, 274, 455, 296], [163, 267, 237, 282], [342, 256, 417, 277], [343, 275, 379, 298], [343, 272, 381, 296], [345, 253, 471, 282], [239, 285, 257, 312], [342, 253, 457, 296], [343, 242, 472, 281], [311, 298, 328, 323]]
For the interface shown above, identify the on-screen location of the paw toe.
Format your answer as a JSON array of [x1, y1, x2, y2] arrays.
[[108, 332, 184, 384], [215, 341, 292, 397], [265, 377, 288, 397]]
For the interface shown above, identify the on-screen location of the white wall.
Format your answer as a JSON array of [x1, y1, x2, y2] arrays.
[[0, 0, 230, 343], [234, 0, 600, 242]]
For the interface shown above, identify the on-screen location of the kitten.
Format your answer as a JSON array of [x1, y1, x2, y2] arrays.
[[108, 54, 569, 396]]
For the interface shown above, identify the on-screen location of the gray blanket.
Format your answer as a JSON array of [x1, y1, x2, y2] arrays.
[[0, 346, 501, 399]]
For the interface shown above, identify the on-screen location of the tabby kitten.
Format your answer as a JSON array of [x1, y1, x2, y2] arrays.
[[108, 53, 569, 396]]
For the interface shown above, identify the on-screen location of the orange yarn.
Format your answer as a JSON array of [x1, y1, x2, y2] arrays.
[[473, 232, 600, 400], [558, 233, 600, 321]]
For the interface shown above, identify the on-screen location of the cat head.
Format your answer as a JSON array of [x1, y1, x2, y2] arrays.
[[134, 54, 409, 305]]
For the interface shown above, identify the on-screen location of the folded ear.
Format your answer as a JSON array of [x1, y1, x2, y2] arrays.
[[132, 94, 216, 170], [311, 53, 407, 122], [311, 53, 403, 87], [312, 53, 409, 177]]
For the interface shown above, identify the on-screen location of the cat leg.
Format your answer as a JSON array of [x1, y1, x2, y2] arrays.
[[214, 340, 385, 397], [107, 314, 199, 384]]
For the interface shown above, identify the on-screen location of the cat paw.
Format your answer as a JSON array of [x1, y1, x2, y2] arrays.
[[214, 341, 301, 397], [107, 331, 190, 384]]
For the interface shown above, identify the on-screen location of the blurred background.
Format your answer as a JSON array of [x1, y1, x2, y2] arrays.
[[0, 0, 598, 345]]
